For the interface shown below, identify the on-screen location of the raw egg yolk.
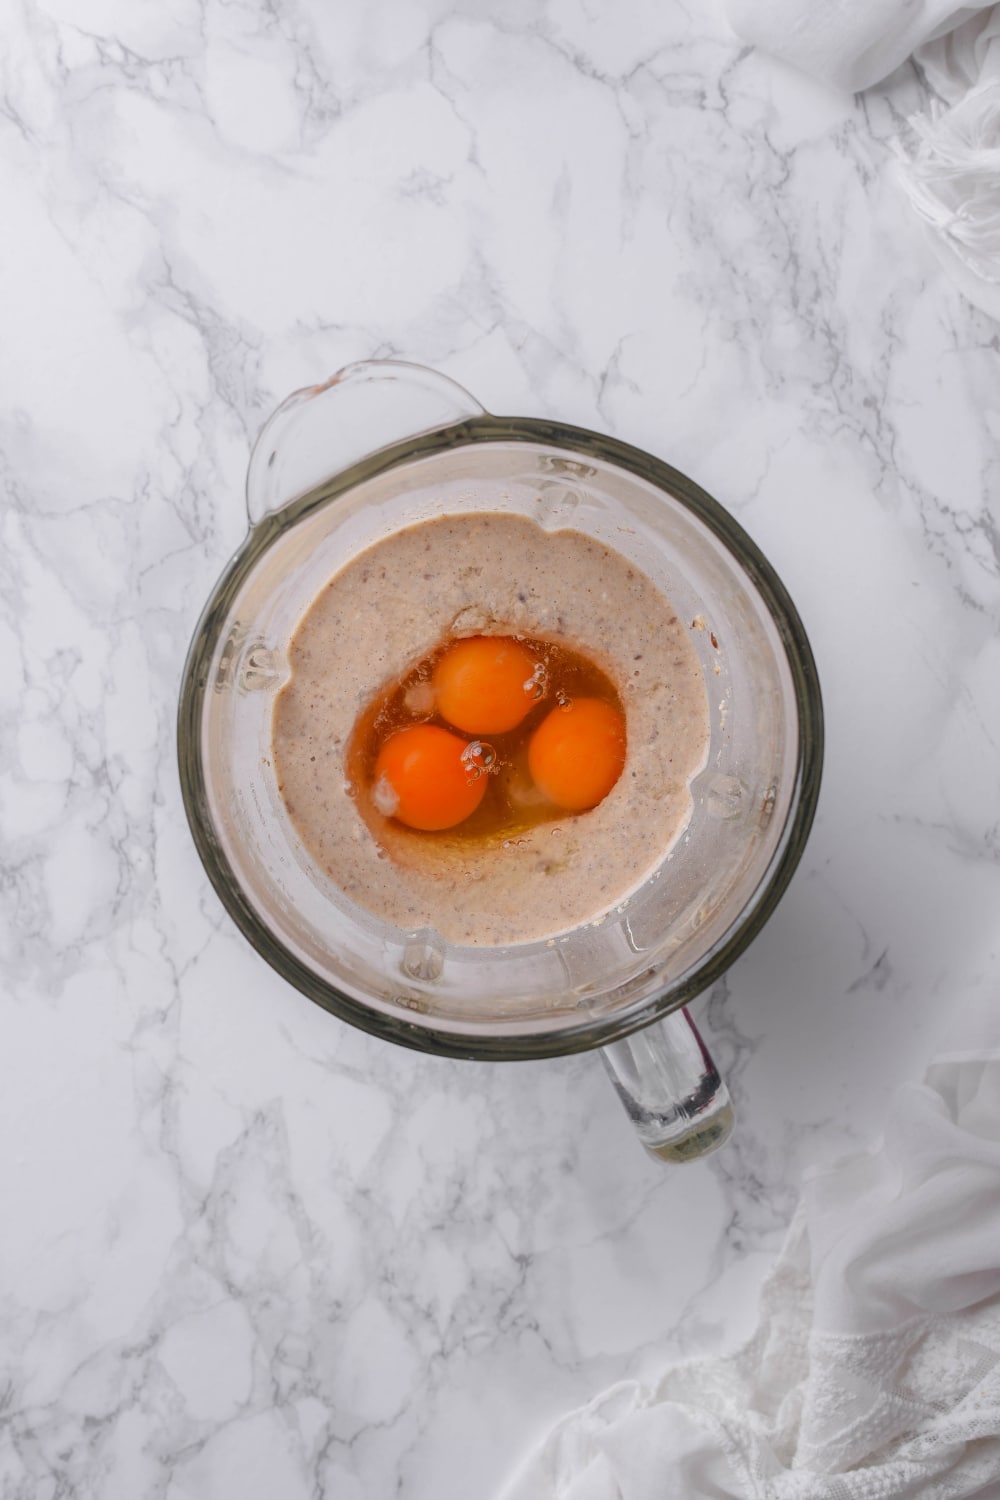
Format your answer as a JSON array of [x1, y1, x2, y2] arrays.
[[528, 698, 626, 812], [432, 636, 538, 735], [372, 724, 487, 832]]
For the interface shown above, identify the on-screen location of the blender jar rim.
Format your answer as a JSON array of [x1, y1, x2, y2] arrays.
[[177, 414, 824, 1061]]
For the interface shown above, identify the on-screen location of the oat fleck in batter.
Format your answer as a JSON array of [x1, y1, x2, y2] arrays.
[[271, 513, 709, 945]]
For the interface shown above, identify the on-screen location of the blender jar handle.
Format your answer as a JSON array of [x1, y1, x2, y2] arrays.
[[601, 1008, 734, 1163], [246, 359, 486, 525]]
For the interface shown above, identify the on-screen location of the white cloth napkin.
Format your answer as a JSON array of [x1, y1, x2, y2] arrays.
[[500, 1056, 1000, 1499], [723, 0, 998, 94], [723, 1, 1000, 321]]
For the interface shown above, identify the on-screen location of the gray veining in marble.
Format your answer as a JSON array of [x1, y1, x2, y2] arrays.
[[2, 2, 999, 1497]]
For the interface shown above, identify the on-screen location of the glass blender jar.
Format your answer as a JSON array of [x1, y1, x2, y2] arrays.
[[178, 360, 823, 1161]]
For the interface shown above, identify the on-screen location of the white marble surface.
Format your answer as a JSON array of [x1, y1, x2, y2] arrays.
[[2, 2, 999, 1497]]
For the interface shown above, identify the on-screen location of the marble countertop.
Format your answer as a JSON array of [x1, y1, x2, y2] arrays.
[[3, 3, 1000, 1497]]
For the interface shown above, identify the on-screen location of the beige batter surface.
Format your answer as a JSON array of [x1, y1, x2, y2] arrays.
[[271, 512, 709, 945]]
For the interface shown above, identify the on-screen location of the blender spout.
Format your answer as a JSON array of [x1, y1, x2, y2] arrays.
[[244, 359, 486, 526]]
